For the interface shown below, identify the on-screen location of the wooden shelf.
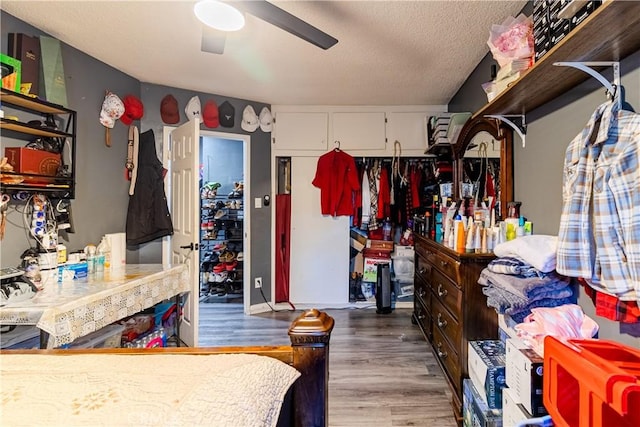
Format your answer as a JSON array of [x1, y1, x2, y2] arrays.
[[473, 0, 640, 119]]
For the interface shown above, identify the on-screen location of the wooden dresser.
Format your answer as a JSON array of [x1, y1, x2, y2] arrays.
[[412, 233, 498, 421]]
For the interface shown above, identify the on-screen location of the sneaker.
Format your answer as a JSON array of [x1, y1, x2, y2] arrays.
[[237, 251, 244, 262], [213, 263, 226, 273], [225, 260, 238, 271], [214, 210, 225, 220], [215, 271, 228, 283]]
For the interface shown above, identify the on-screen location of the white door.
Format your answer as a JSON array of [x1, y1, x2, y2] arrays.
[[289, 156, 350, 305], [169, 119, 200, 347]]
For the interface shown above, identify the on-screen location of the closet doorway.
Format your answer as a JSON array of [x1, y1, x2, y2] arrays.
[[163, 127, 251, 346], [198, 135, 247, 306]]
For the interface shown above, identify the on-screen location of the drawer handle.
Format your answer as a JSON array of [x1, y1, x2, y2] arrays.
[[437, 312, 447, 328], [437, 284, 448, 298], [418, 313, 426, 320], [418, 267, 426, 274], [436, 342, 448, 359], [419, 289, 426, 298], [439, 260, 448, 268]]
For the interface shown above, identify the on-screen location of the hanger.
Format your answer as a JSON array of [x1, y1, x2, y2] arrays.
[[334, 140, 341, 151]]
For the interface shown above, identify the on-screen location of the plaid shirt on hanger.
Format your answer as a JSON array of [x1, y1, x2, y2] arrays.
[[557, 97, 640, 302]]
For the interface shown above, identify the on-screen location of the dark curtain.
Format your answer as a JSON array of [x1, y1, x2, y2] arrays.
[[275, 194, 291, 303]]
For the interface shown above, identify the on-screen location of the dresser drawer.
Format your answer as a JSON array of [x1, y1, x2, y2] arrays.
[[414, 273, 430, 311], [414, 253, 432, 284], [432, 324, 461, 387], [433, 251, 460, 284], [431, 268, 462, 321], [415, 238, 438, 263], [432, 296, 462, 352], [413, 298, 431, 340]]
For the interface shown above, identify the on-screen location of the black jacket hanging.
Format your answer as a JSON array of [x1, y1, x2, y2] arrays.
[[126, 128, 174, 245]]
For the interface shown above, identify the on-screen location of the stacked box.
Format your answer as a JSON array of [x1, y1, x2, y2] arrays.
[[533, 1, 551, 62], [505, 339, 548, 417], [549, 1, 573, 47], [468, 340, 507, 409], [463, 379, 503, 427]]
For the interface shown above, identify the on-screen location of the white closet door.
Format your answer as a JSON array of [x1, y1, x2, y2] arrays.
[[289, 156, 349, 305]]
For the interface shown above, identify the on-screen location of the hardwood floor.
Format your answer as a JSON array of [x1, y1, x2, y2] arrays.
[[199, 303, 458, 427]]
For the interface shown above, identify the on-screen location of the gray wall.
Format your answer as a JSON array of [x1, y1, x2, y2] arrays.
[[1, 11, 138, 266], [449, 37, 640, 345], [1, 11, 273, 306]]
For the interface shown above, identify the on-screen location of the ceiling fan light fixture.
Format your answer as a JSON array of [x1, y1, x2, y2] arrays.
[[194, 0, 245, 32]]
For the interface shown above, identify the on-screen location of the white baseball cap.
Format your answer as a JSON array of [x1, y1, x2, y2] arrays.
[[241, 105, 259, 132], [259, 107, 273, 132], [185, 96, 202, 121]]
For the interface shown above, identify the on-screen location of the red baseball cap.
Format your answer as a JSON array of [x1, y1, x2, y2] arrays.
[[120, 95, 144, 125], [203, 99, 219, 128], [160, 94, 180, 124]]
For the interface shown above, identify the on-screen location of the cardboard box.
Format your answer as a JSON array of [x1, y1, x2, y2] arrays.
[[502, 387, 533, 427], [463, 378, 503, 427], [58, 262, 89, 282], [505, 338, 547, 417], [0, 53, 21, 92], [8, 33, 40, 96], [366, 239, 394, 252], [4, 147, 61, 176], [468, 340, 507, 409], [362, 252, 390, 283]]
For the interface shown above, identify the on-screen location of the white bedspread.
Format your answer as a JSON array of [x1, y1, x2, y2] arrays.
[[0, 353, 300, 427]]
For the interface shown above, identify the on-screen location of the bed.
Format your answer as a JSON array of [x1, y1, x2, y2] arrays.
[[0, 308, 334, 427]]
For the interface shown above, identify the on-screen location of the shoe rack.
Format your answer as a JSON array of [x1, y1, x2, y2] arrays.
[[199, 184, 244, 302]]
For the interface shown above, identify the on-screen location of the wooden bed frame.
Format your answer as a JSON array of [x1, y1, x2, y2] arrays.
[[1, 308, 334, 427]]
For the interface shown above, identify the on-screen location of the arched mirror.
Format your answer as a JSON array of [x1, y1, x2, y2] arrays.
[[453, 117, 513, 221]]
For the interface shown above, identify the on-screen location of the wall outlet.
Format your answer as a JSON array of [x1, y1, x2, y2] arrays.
[[254, 277, 262, 288]]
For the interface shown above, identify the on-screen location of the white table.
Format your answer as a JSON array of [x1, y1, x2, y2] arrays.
[[0, 264, 189, 348]]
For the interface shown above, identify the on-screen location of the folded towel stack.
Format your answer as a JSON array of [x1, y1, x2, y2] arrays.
[[478, 257, 575, 323]]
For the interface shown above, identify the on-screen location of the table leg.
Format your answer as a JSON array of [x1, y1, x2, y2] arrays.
[[39, 330, 49, 349], [174, 293, 181, 347]]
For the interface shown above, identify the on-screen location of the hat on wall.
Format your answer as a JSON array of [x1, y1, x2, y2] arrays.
[[160, 94, 180, 124], [258, 107, 273, 132], [99, 91, 124, 129], [218, 101, 235, 128], [202, 99, 219, 128], [185, 95, 202, 122], [120, 95, 144, 125], [241, 105, 259, 132], [99, 91, 124, 147]]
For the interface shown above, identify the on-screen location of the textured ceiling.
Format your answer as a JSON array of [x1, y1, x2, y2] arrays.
[[1, 0, 528, 106]]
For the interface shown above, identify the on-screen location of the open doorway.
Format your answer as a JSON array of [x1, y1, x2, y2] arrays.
[[199, 135, 245, 304], [163, 126, 251, 347]]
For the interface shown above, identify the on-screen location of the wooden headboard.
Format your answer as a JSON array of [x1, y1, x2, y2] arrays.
[[0, 308, 335, 427]]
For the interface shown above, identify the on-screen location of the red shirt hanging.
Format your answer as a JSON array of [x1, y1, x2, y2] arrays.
[[312, 149, 361, 217]]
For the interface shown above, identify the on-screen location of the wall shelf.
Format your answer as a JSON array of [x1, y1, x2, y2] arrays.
[[0, 88, 77, 199], [473, 0, 640, 119]]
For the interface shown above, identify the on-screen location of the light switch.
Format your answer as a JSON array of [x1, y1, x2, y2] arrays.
[[254, 197, 262, 209]]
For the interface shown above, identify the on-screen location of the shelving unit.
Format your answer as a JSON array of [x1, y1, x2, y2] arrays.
[[199, 194, 244, 302], [473, 0, 640, 119], [0, 88, 76, 199]]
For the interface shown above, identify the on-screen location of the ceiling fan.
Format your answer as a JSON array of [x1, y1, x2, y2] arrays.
[[199, 0, 339, 54]]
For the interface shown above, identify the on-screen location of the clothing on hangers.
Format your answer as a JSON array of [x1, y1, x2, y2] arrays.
[[557, 96, 640, 302], [312, 147, 360, 217]]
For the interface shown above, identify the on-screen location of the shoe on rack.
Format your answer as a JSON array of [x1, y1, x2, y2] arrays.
[[237, 251, 244, 262], [225, 260, 238, 271], [213, 263, 226, 273], [214, 210, 225, 220], [215, 271, 228, 283]]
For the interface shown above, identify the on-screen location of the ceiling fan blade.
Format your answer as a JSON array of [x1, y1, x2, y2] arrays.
[[201, 27, 227, 54], [236, 1, 338, 50]]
